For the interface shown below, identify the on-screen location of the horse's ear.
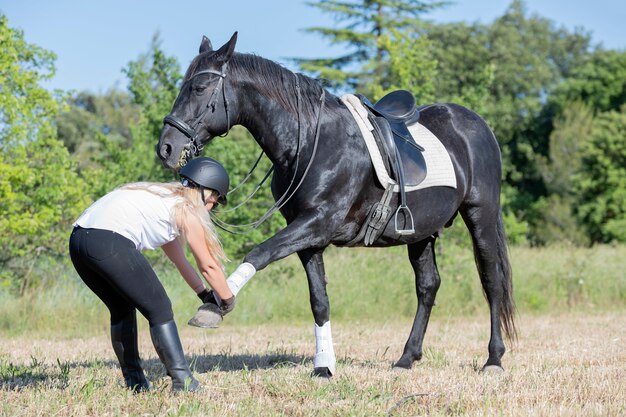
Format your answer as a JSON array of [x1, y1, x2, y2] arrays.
[[199, 36, 213, 54], [215, 32, 237, 62]]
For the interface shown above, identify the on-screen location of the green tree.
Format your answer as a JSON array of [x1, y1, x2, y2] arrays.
[[365, 28, 437, 101], [531, 101, 594, 244], [56, 89, 140, 170], [531, 49, 626, 244], [574, 107, 626, 243], [298, 0, 447, 93], [77, 33, 182, 200], [425, 1, 591, 243], [0, 14, 89, 292], [424, 22, 494, 113], [484, 0, 590, 211], [550, 50, 626, 115]]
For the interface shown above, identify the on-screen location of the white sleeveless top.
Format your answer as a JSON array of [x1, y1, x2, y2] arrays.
[[74, 186, 183, 251]]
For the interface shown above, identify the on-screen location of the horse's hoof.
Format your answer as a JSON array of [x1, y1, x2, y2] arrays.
[[187, 303, 222, 328], [481, 364, 504, 374], [312, 367, 333, 379], [392, 358, 413, 370]]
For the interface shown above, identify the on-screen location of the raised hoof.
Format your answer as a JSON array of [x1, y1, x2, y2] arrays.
[[481, 364, 504, 374], [312, 367, 333, 379], [187, 303, 222, 328]]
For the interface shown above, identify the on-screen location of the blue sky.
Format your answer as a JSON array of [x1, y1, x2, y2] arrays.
[[2, 0, 625, 93]]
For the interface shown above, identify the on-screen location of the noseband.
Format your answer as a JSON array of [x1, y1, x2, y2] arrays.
[[163, 60, 231, 158]]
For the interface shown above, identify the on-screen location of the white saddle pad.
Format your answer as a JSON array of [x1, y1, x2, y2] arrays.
[[341, 94, 457, 192]]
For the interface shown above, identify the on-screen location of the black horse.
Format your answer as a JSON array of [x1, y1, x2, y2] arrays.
[[157, 33, 516, 377]]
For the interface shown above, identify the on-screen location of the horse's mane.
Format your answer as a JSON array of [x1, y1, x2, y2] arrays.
[[233, 53, 327, 120], [186, 51, 327, 121]]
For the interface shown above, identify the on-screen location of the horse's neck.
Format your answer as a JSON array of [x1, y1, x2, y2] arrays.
[[238, 89, 306, 170]]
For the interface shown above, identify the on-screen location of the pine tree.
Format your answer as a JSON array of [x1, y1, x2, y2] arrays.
[[297, 0, 448, 96]]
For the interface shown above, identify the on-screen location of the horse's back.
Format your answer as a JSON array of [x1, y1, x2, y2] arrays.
[[417, 103, 502, 191]]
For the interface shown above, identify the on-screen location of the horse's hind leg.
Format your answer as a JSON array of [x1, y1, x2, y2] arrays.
[[394, 236, 441, 369], [461, 204, 516, 372], [297, 248, 335, 378]]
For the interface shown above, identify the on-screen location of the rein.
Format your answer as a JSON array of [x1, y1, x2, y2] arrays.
[[212, 75, 326, 234]]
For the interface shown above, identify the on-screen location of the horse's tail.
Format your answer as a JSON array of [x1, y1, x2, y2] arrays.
[[496, 210, 517, 343]]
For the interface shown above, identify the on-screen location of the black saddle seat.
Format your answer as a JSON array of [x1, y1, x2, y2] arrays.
[[373, 90, 419, 124]]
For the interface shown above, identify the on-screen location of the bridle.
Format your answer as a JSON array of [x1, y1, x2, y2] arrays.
[[164, 59, 326, 235], [163, 60, 231, 162]]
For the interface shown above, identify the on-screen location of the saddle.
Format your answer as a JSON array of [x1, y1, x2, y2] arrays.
[[358, 90, 427, 241]]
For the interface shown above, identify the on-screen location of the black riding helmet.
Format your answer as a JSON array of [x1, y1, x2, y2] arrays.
[[179, 157, 230, 205]]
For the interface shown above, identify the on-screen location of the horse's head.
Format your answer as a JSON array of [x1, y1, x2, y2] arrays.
[[157, 32, 238, 169]]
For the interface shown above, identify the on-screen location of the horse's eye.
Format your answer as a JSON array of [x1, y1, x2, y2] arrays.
[[194, 86, 207, 95]]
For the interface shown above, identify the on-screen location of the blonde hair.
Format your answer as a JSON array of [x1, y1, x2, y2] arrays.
[[118, 182, 228, 263]]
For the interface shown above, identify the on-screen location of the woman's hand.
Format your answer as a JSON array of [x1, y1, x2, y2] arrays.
[[196, 289, 236, 316], [188, 289, 236, 328]]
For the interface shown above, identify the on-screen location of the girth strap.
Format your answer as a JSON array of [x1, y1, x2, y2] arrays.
[[364, 184, 395, 246]]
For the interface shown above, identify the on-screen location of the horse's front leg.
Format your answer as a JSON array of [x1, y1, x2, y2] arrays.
[[297, 248, 335, 378], [224, 215, 332, 296], [223, 216, 337, 377]]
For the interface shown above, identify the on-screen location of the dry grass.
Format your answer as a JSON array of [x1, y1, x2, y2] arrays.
[[1, 312, 624, 416]]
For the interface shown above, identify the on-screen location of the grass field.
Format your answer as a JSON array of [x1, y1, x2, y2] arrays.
[[1, 243, 625, 338], [1, 244, 625, 415], [1, 313, 624, 416]]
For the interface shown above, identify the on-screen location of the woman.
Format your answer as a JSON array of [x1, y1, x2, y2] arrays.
[[69, 157, 234, 392]]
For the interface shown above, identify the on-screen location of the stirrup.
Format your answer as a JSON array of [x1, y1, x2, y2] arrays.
[[394, 205, 415, 235]]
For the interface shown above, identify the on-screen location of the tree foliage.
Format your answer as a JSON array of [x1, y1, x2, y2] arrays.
[[56, 89, 139, 170], [424, 22, 494, 113], [298, 0, 447, 93], [74, 34, 182, 200], [531, 101, 594, 244], [364, 28, 436, 102], [574, 107, 626, 243], [0, 14, 89, 292], [3, 0, 626, 298]]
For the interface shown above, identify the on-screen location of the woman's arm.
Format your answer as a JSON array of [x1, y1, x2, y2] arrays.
[[162, 239, 206, 295], [184, 216, 234, 301]]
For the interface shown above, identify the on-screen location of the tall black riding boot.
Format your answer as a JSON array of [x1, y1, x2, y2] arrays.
[[111, 312, 151, 392], [150, 320, 200, 392]]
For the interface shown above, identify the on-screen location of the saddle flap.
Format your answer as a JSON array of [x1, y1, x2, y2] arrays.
[[370, 116, 427, 188], [373, 116, 398, 180], [395, 136, 427, 187]]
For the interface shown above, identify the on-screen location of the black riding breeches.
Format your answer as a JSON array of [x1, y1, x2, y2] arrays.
[[69, 227, 174, 327]]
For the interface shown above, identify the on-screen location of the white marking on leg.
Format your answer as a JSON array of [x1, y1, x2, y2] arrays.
[[314, 321, 336, 375], [226, 262, 256, 296]]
